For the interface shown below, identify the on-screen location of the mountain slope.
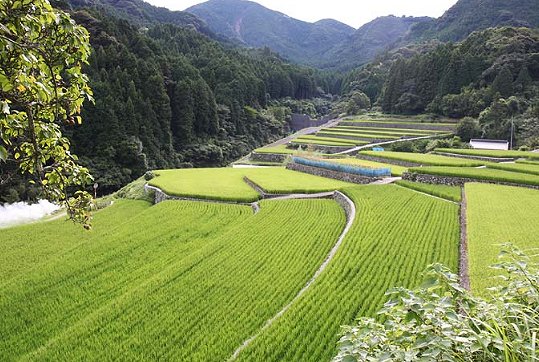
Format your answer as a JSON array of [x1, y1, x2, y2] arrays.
[[410, 0, 539, 42], [319, 15, 432, 69], [65, 0, 214, 35], [186, 0, 355, 65]]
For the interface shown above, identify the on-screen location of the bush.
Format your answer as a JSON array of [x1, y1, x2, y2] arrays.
[[144, 171, 155, 181], [333, 246, 539, 362]]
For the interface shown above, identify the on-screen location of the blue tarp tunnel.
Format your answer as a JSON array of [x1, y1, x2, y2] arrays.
[[292, 157, 391, 178]]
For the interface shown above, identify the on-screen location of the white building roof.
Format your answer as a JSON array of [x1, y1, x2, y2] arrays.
[[469, 139, 509, 150]]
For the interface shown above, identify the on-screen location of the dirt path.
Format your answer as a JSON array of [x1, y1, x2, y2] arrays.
[[336, 134, 444, 155], [370, 177, 402, 185], [265, 119, 340, 147], [227, 191, 356, 361]]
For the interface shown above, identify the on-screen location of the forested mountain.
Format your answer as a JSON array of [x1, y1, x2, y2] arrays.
[[61, 0, 214, 36], [186, 0, 355, 66], [319, 16, 432, 69], [409, 0, 539, 42], [31, 3, 329, 197], [375, 27, 539, 144]]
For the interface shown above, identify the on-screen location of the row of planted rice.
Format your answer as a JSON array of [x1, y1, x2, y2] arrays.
[[288, 118, 456, 150]]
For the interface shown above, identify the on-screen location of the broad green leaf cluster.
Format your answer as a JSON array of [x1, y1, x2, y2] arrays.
[[333, 246, 539, 361], [0, 0, 94, 227]]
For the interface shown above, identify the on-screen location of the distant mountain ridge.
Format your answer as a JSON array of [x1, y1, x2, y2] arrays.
[[65, 0, 215, 36], [409, 0, 539, 42], [66, 0, 539, 70], [186, 0, 355, 66]]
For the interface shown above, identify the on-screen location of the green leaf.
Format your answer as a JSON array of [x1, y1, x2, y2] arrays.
[[0, 146, 7, 162]]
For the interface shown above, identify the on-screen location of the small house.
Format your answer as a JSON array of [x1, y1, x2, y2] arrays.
[[469, 139, 509, 150]]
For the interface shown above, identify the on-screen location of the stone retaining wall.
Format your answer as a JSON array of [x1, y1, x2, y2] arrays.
[[402, 172, 539, 190], [250, 152, 288, 163], [356, 154, 421, 167], [286, 162, 378, 184], [433, 152, 515, 163], [334, 191, 354, 221], [288, 144, 353, 154]]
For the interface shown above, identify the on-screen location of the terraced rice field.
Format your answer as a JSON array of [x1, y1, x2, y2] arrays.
[[316, 130, 400, 140], [465, 183, 539, 294], [149, 168, 353, 201], [235, 185, 460, 361], [395, 180, 462, 202], [339, 120, 456, 131], [486, 161, 539, 175], [359, 151, 485, 167], [322, 157, 407, 176], [292, 135, 365, 146], [435, 148, 539, 160], [408, 166, 539, 187], [254, 145, 298, 154], [0, 198, 346, 361], [334, 126, 441, 135]]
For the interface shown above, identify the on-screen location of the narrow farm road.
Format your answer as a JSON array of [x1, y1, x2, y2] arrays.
[[336, 134, 444, 155], [265, 118, 340, 147], [227, 191, 356, 361]]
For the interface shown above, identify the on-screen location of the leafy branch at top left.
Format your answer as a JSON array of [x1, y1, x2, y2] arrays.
[[0, 0, 95, 228]]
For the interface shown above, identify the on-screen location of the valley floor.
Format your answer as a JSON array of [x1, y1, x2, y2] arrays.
[[1, 165, 537, 361]]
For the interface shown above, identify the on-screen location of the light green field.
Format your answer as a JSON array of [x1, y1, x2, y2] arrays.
[[317, 131, 400, 140], [340, 120, 456, 130], [408, 166, 539, 186], [517, 159, 539, 165], [149, 168, 354, 201], [0, 198, 346, 361], [254, 145, 297, 154], [486, 162, 539, 176], [466, 183, 539, 294], [334, 126, 441, 135], [395, 180, 462, 202], [293, 135, 363, 146], [359, 151, 485, 167], [236, 185, 459, 361], [324, 157, 407, 176], [436, 148, 539, 160], [322, 127, 433, 137], [149, 168, 261, 202]]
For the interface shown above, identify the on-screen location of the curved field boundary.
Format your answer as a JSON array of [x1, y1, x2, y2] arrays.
[[228, 191, 356, 361], [144, 184, 261, 213], [393, 184, 459, 204]]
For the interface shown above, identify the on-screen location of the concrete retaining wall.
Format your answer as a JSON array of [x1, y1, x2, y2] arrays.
[[289, 114, 334, 131], [286, 162, 378, 184]]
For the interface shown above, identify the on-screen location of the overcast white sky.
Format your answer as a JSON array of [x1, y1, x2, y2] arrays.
[[144, 0, 459, 28]]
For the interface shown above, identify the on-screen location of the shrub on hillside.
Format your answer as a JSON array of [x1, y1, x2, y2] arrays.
[[333, 245, 539, 361]]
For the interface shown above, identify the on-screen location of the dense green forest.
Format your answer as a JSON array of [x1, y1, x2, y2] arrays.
[[55, 7, 336, 196], [345, 27, 539, 147]]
